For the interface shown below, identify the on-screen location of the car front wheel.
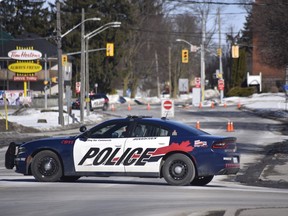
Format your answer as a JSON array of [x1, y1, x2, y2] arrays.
[[31, 150, 63, 182], [162, 153, 195, 186]]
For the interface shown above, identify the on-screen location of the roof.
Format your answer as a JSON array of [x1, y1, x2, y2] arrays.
[[0, 32, 58, 58]]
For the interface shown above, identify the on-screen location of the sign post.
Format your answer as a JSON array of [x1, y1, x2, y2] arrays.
[[8, 48, 42, 96], [161, 99, 174, 118], [192, 77, 201, 107]]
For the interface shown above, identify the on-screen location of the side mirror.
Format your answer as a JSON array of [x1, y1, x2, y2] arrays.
[[80, 125, 87, 133]]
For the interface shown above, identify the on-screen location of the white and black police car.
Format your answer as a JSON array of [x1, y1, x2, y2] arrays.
[[5, 116, 240, 186]]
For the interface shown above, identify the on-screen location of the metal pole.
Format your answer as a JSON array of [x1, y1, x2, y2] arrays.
[[80, 8, 85, 122], [200, 13, 206, 103], [85, 38, 90, 116], [155, 51, 160, 98], [218, 9, 224, 104], [56, 0, 64, 126], [44, 53, 48, 109], [168, 46, 172, 98]]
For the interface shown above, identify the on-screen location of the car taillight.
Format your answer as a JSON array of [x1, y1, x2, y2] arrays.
[[212, 142, 227, 149], [212, 139, 237, 152]]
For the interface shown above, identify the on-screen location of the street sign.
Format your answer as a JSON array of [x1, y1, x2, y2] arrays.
[[161, 99, 174, 118], [195, 77, 201, 88], [178, 78, 189, 93], [76, 82, 81, 94], [218, 79, 225, 91]]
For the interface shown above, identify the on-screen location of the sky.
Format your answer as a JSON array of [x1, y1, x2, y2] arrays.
[[168, 1, 248, 44], [47, 0, 247, 43]]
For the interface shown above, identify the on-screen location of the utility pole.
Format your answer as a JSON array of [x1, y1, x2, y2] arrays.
[[85, 38, 90, 116], [200, 12, 206, 103], [56, 0, 64, 126], [218, 8, 224, 104], [155, 51, 160, 98], [168, 46, 172, 98], [80, 9, 85, 122]]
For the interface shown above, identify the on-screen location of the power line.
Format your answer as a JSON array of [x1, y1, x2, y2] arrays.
[[168, 0, 288, 6]]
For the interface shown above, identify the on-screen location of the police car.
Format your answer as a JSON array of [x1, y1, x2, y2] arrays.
[[5, 116, 240, 186]]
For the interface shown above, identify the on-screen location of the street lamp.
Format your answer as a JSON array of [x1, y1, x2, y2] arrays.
[[61, 17, 101, 39], [56, 2, 100, 125], [84, 22, 121, 115], [176, 38, 205, 103], [176, 39, 199, 52]]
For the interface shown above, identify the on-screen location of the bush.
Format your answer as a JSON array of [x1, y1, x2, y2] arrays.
[[227, 87, 255, 97]]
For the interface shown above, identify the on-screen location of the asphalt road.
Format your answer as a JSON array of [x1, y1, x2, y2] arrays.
[[1, 103, 288, 216]]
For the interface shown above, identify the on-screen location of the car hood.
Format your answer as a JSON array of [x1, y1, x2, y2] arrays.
[[19, 135, 76, 147]]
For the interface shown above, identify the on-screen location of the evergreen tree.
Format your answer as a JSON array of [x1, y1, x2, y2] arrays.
[[0, 0, 54, 37], [253, 0, 288, 68]]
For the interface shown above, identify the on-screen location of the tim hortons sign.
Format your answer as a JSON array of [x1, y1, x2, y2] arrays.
[[8, 49, 42, 60]]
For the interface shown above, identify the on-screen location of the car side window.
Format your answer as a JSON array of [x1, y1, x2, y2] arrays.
[[131, 123, 169, 137], [88, 123, 129, 138]]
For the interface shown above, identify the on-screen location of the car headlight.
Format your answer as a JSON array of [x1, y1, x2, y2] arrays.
[[18, 146, 26, 155]]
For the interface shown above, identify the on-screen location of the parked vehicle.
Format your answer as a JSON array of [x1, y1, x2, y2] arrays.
[[72, 93, 109, 111]]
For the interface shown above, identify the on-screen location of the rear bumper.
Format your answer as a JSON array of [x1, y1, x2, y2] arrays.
[[5, 142, 17, 169], [217, 163, 240, 175]]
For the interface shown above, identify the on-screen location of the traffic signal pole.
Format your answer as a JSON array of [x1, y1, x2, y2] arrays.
[[80, 9, 85, 123], [56, 0, 64, 126], [218, 9, 224, 104]]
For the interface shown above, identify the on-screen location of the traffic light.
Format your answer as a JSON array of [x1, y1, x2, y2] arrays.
[[62, 55, 68, 65], [217, 48, 222, 56], [106, 43, 114, 57], [232, 45, 239, 58], [51, 76, 58, 83], [182, 49, 188, 63]]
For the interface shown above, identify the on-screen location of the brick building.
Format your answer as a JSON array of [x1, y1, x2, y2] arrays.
[[252, 0, 286, 91]]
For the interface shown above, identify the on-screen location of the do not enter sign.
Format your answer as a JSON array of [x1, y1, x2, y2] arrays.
[[161, 99, 174, 118], [163, 100, 172, 110]]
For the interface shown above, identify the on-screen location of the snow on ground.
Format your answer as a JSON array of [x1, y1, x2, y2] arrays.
[[1, 92, 288, 131], [4, 106, 103, 131]]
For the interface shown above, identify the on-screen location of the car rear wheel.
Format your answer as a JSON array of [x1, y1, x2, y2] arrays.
[[190, 175, 214, 186], [31, 150, 63, 182], [162, 153, 195, 186]]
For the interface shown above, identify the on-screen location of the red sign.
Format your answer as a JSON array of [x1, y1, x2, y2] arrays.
[[75, 82, 81, 94], [13, 76, 38, 82], [218, 79, 225, 91], [163, 100, 172, 110], [195, 77, 201, 88]]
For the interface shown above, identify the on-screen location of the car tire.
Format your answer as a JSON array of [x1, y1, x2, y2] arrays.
[[162, 153, 195, 186], [60, 176, 81, 182], [31, 150, 63, 182], [190, 175, 214, 186]]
